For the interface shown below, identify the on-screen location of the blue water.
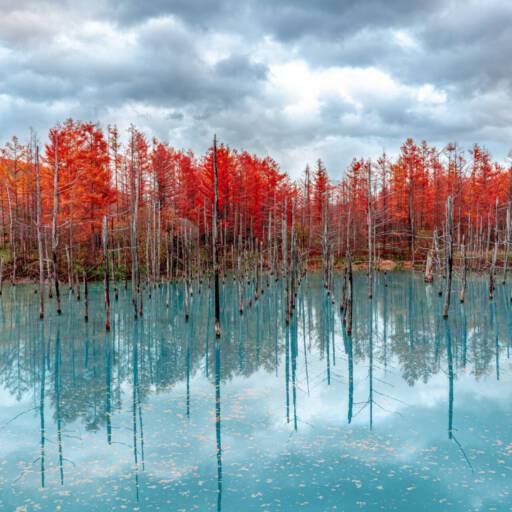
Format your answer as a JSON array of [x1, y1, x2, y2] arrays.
[[0, 272, 511, 511]]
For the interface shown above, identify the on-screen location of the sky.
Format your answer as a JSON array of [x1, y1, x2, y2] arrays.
[[1, 0, 511, 178]]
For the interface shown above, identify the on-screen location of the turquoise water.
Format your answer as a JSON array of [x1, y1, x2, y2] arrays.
[[0, 272, 511, 511]]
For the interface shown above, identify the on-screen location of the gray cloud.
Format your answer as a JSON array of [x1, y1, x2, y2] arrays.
[[0, 0, 511, 177]]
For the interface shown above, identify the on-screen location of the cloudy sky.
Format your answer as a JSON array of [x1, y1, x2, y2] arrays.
[[1, 0, 511, 177]]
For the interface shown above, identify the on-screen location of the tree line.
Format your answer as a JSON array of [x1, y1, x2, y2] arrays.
[[1, 119, 511, 296]]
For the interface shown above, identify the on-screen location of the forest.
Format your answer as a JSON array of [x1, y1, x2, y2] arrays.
[[0, 118, 511, 325]]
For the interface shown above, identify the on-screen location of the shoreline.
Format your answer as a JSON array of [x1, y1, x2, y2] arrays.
[[0, 260, 417, 288]]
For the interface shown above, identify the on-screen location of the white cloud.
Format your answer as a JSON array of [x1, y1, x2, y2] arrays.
[[0, 0, 511, 178]]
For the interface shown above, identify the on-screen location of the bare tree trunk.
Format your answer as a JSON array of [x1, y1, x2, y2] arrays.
[[237, 236, 243, 314], [102, 216, 111, 331], [44, 233, 53, 298], [130, 133, 140, 320], [504, 205, 510, 284], [4, 182, 16, 284], [433, 227, 443, 296], [267, 210, 272, 284], [65, 246, 72, 292], [460, 236, 467, 303], [36, 146, 44, 318], [184, 230, 190, 321], [347, 251, 353, 335], [424, 249, 434, 283], [157, 202, 161, 286], [145, 206, 151, 292], [213, 135, 221, 338], [443, 197, 453, 319], [367, 160, 373, 298], [341, 266, 347, 313], [52, 139, 61, 315], [83, 272, 88, 322], [489, 240, 498, 300]]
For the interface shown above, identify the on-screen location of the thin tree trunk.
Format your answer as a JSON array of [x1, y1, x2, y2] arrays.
[[489, 240, 498, 300], [213, 135, 221, 338], [103, 216, 111, 331], [424, 249, 434, 283], [52, 139, 61, 315], [347, 251, 353, 335], [367, 160, 373, 299], [460, 236, 467, 303], [83, 272, 88, 322], [130, 133, 139, 320], [503, 205, 510, 284], [443, 197, 453, 319], [36, 145, 44, 318]]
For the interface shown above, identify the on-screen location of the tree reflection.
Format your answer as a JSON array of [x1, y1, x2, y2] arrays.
[[0, 272, 507, 484]]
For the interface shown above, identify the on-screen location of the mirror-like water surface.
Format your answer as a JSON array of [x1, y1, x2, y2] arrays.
[[0, 272, 511, 511]]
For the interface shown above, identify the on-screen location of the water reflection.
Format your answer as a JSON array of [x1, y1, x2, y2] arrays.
[[0, 272, 510, 510]]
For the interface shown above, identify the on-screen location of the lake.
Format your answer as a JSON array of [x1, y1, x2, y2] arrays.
[[0, 272, 511, 511]]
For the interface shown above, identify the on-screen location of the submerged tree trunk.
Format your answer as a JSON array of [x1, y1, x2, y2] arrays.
[[424, 249, 434, 283], [367, 160, 373, 299], [213, 135, 221, 338], [83, 272, 88, 322], [5, 182, 15, 284], [52, 139, 61, 314], [433, 227, 443, 296], [102, 216, 111, 331], [347, 251, 353, 335], [36, 146, 44, 319], [341, 266, 347, 313], [489, 240, 498, 300], [460, 236, 467, 303], [503, 205, 510, 284], [443, 197, 453, 319], [130, 132, 140, 320]]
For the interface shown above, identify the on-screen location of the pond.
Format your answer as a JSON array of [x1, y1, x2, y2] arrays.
[[0, 272, 511, 511]]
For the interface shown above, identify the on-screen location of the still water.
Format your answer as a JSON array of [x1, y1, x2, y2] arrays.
[[0, 272, 511, 511]]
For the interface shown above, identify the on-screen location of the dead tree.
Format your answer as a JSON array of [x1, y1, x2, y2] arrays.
[[213, 135, 221, 338], [424, 249, 434, 283], [36, 145, 44, 318], [129, 131, 140, 319], [489, 240, 498, 300], [460, 236, 467, 303], [367, 160, 373, 299], [433, 227, 443, 296], [341, 266, 347, 313], [102, 216, 111, 331], [83, 272, 88, 322], [443, 197, 453, 319], [347, 251, 353, 335], [51, 139, 61, 314], [503, 204, 510, 284], [321, 191, 329, 290], [237, 236, 244, 314], [5, 181, 15, 284]]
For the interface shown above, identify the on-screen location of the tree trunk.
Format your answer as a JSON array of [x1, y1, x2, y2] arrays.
[[52, 139, 61, 314], [347, 251, 353, 335], [102, 216, 111, 331], [460, 236, 466, 303], [83, 272, 88, 322], [443, 197, 453, 319], [35, 145, 44, 319], [367, 160, 373, 298], [213, 135, 221, 338]]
